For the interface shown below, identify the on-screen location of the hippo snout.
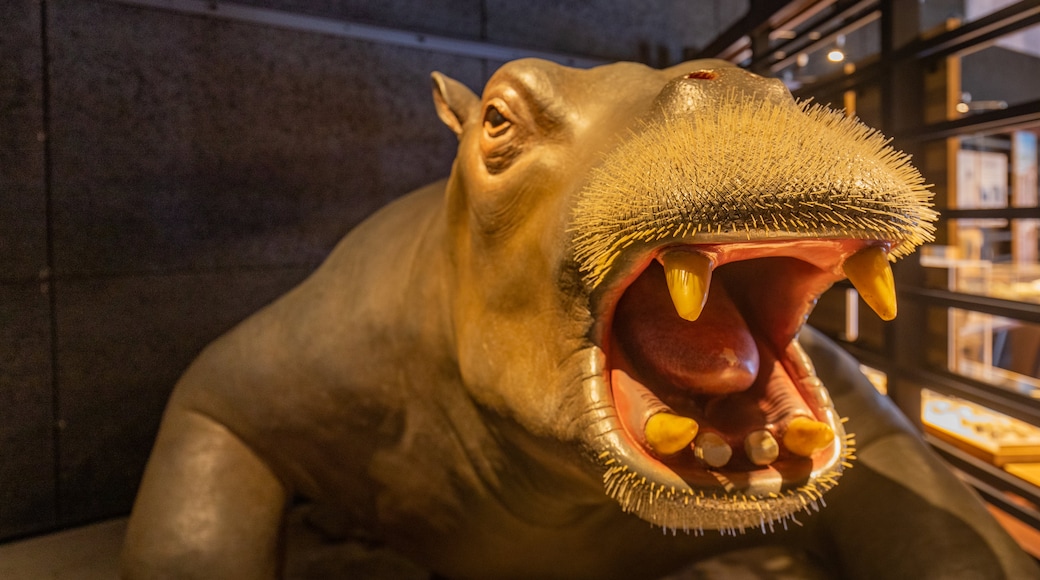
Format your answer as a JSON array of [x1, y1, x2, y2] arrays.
[[564, 61, 934, 532]]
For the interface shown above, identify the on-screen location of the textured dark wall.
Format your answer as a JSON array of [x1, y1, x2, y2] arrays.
[[0, 0, 55, 540], [0, 0, 745, 540]]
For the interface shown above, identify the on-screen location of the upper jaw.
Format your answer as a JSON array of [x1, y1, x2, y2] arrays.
[[580, 235, 897, 532]]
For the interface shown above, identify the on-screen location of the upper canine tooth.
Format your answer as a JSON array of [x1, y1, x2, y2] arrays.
[[843, 246, 897, 321], [783, 416, 835, 457], [744, 430, 780, 466], [661, 251, 712, 322], [644, 412, 699, 456]]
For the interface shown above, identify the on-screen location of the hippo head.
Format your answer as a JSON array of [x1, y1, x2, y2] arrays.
[[431, 59, 935, 533]]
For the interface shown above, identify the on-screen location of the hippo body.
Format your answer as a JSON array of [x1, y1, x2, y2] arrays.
[[122, 59, 1039, 579]]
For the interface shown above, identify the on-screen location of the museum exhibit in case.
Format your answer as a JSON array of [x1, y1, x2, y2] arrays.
[[3, 1, 1040, 576], [707, 0, 1040, 556]]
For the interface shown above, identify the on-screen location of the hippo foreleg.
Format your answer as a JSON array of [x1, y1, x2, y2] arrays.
[[121, 405, 288, 579]]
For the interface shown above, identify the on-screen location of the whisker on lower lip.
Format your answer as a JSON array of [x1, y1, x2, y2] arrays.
[[595, 423, 854, 534]]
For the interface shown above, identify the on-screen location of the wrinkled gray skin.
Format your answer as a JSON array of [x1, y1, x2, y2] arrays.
[[122, 59, 1039, 580]]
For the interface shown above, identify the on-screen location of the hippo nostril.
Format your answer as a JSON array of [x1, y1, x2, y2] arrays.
[[686, 70, 718, 80]]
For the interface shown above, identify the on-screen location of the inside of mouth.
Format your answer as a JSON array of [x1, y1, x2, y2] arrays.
[[608, 253, 840, 490]]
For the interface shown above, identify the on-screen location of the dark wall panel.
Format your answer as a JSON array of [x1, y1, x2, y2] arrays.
[[0, 0, 54, 541], [42, 0, 484, 527], [232, 0, 483, 38], [54, 268, 311, 524], [48, 0, 479, 278], [485, 0, 735, 66], [0, 283, 55, 539], [0, 0, 46, 281]]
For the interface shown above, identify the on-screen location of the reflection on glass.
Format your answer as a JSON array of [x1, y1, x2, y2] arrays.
[[922, 389, 1040, 474], [945, 307, 1040, 397], [920, 0, 1034, 34], [773, 18, 879, 91], [921, 125, 1040, 302], [959, 21, 1040, 113]]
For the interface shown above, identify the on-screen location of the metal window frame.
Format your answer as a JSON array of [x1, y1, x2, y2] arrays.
[[697, 0, 1040, 537]]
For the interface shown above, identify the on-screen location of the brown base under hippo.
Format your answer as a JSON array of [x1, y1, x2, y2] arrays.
[[121, 58, 1039, 579]]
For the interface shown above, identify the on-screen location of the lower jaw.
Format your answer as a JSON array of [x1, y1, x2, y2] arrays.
[[596, 427, 852, 534], [605, 393, 848, 496], [593, 346, 853, 532]]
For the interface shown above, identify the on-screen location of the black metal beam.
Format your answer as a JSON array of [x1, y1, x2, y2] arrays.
[[941, 207, 1040, 220], [905, 287, 1040, 324], [691, 0, 809, 61], [899, 99, 1040, 142], [898, 0, 1040, 62]]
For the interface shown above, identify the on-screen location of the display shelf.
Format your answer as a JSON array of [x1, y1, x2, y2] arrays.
[[921, 247, 1040, 305], [923, 389, 1040, 466], [1006, 463, 1040, 488]]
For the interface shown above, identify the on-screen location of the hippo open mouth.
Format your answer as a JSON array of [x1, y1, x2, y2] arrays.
[[569, 77, 936, 533], [593, 239, 879, 533]]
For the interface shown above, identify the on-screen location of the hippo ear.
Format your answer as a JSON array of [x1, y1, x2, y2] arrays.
[[431, 72, 478, 138]]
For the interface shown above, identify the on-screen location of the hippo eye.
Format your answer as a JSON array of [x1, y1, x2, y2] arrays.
[[483, 105, 511, 136]]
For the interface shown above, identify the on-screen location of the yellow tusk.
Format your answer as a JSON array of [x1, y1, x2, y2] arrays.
[[645, 412, 699, 456], [843, 246, 897, 321], [661, 251, 712, 322], [783, 416, 835, 457]]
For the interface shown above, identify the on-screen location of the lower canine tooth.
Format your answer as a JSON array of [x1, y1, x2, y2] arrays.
[[644, 412, 699, 456], [661, 251, 712, 322], [694, 432, 731, 467], [745, 430, 780, 466], [783, 416, 835, 457], [843, 246, 897, 321]]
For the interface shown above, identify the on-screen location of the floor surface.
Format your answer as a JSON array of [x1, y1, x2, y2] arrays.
[[0, 519, 127, 580], [0, 512, 826, 580]]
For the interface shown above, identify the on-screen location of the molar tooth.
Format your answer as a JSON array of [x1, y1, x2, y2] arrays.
[[744, 430, 780, 466], [661, 251, 712, 322], [644, 412, 699, 456], [843, 246, 897, 321], [694, 432, 732, 468], [783, 416, 835, 457]]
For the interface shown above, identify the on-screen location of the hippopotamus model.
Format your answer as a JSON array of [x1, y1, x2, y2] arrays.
[[122, 59, 1038, 579]]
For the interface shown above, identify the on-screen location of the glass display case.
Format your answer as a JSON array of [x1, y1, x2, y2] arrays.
[[712, 0, 1040, 555], [893, 4, 1040, 552], [923, 389, 1040, 472]]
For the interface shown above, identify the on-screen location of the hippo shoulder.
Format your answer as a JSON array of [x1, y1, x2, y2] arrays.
[[166, 180, 457, 493]]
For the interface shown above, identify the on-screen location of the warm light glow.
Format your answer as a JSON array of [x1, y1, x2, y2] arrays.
[[827, 49, 845, 62], [956, 102, 970, 113]]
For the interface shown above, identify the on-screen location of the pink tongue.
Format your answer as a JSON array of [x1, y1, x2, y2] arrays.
[[613, 261, 760, 395]]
